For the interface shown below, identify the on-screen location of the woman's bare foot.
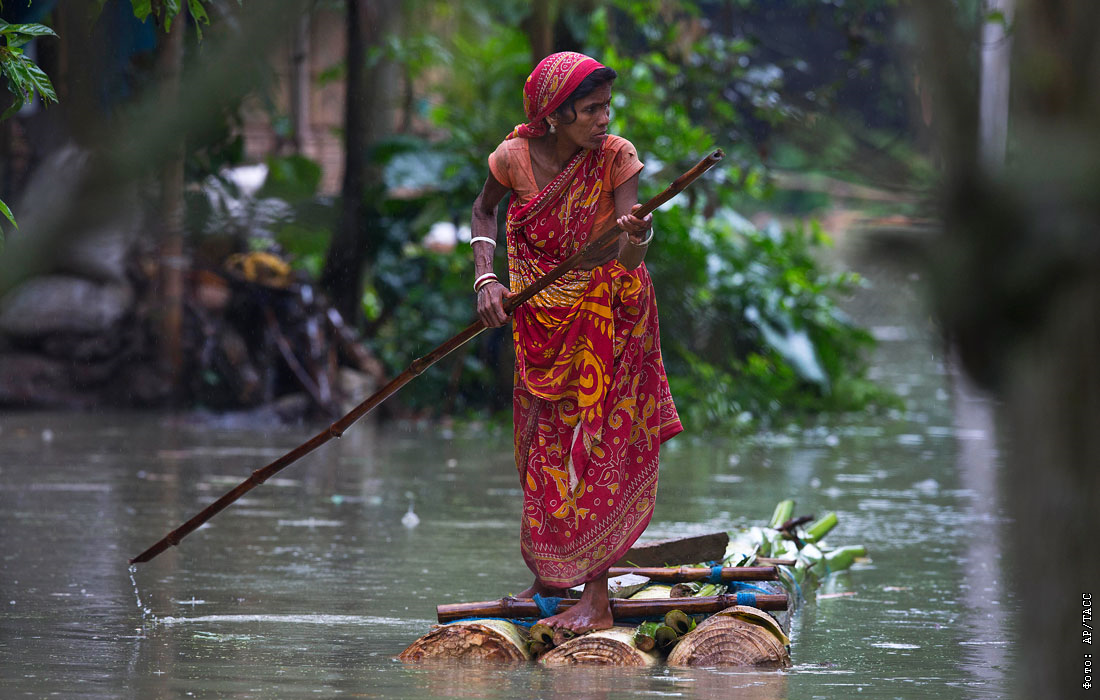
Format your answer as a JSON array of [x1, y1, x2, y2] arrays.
[[538, 571, 613, 636], [515, 578, 567, 599]]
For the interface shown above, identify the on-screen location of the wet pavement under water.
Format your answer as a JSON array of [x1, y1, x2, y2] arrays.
[[0, 239, 1016, 699]]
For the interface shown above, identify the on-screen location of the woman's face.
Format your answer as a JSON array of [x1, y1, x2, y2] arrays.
[[553, 83, 612, 151]]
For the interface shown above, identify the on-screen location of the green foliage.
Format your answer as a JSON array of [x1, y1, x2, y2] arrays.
[[585, 1, 899, 426], [268, 0, 896, 428], [101, 0, 213, 36], [0, 18, 59, 238], [648, 208, 886, 427], [0, 197, 14, 234], [268, 1, 904, 427], [344, 11, 532, 413], [0, 20, 57, 120], [369, 239, 502, 413], [260, 154, 322, 202]]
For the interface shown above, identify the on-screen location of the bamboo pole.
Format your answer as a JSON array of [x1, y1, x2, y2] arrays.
[[436, 592, 787, 623], [128, 149, 724, 565], [608, 566, 778, 582]]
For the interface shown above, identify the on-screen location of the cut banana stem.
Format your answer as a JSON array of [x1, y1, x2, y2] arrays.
[[530, 623, 555, 646], [669, 582, 701, 598], [398, 619, 531, 664], [667, 605, 791, 668], [539, 627, 660, 666], [665, 609, 695, 636], [634, 621, 660, 652], [529, 641, 549, 657], [654, 624, 679, 648], [824, 545, 867, 572], [628, 584, 673, 599], [804, 512, 838, 543], [769, 500, 795, 529]]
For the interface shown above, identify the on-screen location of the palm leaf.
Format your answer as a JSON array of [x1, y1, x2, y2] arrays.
[[0, 197, 16, 229]]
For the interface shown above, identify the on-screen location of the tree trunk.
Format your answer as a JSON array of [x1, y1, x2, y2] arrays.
[[1002, 277, 1100, 698], [155, 14, 187, 396], [979, 0, 1014, 172], [528, 1, 558, 65], [54, 2, 104, 148], [289, 7, 312, 155], [917, 1, 1100, 696], [320, 0, 398, 323]]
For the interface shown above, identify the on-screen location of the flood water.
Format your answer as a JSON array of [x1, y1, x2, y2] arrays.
[[0, 240, 1016, 699]]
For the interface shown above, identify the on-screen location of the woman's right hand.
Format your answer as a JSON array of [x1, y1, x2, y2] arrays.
[[477, 282, 515, 328]]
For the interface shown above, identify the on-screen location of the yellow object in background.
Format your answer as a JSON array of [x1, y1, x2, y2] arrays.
[[224, 251, 292, 288]]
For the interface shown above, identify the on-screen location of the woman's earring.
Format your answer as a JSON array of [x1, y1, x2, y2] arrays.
[[549, 122, 556, 134]]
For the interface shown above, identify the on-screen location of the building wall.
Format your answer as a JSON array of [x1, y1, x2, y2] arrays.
[[241, 8, 347, 195]]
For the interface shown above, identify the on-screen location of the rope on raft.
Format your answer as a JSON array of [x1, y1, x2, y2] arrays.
[[708, 564, 724, 584], [438, 577, 784, 627], [735, 592, 757, 606], [533, 593, 563, 618]]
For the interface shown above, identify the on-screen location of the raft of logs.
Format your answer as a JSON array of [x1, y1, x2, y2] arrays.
[[398, 502, 868, 669], [398, 579, 793, 668]]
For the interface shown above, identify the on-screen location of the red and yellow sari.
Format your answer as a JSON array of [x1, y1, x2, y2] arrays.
[[507, 142, 682, 588]]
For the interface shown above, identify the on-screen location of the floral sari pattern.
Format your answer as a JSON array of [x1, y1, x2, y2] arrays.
[[508, 143, 682, 588]]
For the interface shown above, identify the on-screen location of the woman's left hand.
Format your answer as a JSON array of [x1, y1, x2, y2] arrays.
[[578, 205, 653, 270], [617, 203, 652, 244]]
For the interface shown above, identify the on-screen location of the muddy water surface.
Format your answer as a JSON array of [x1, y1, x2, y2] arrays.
[[0, 248, 1015, 699]]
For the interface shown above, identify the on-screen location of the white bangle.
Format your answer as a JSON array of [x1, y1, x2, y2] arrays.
[[629, 228, 655, 247], [470, 236, 497, 248], [473, 272, 498, 292]]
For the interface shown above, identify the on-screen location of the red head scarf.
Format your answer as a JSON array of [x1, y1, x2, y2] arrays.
[[506, 51, 606, 140]]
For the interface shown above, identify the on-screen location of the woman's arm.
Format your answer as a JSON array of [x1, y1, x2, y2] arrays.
[[471, 173, 514, 328], [612, 172, 654, 271]]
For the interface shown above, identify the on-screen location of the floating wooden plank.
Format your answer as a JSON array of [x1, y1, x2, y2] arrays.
[[608, 565, 778, 582], [613, 531, 730, 567], [436, 593, 789, 624]]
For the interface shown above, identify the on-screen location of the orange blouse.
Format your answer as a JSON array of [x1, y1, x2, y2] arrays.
[[488, 134, 644, 236]]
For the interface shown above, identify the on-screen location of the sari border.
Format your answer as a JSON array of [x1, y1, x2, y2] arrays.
[[521, 468, 658, 588]]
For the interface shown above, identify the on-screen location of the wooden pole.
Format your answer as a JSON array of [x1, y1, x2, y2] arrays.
[[436, 592, 788, 623], [608, 566, 778, 582], [129, 150, 725, 565]]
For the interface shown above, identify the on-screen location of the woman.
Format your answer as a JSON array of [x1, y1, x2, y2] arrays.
[[470, 51, 682, 635]]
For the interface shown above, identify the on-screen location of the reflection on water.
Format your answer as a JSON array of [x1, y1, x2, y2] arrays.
[[0, 249, 1014, 699]]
